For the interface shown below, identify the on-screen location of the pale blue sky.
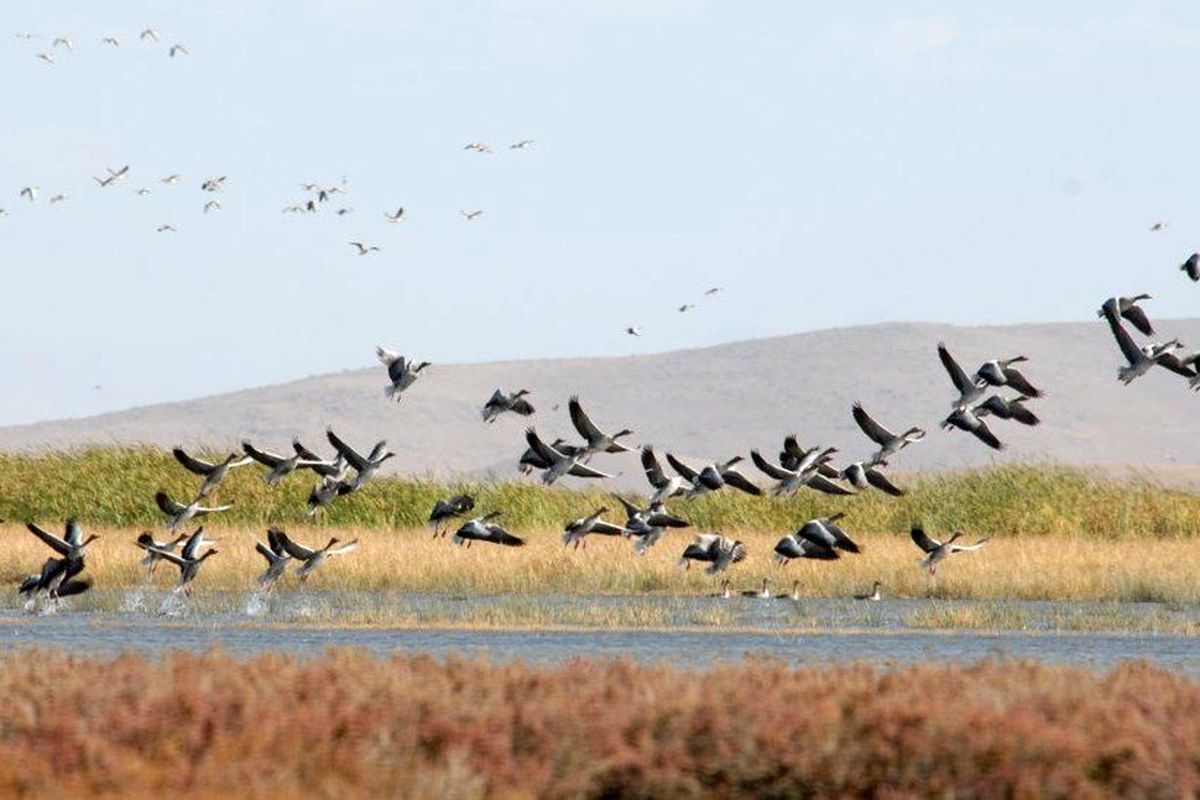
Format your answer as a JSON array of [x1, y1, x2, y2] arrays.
[[3, 1, 1200, 425]]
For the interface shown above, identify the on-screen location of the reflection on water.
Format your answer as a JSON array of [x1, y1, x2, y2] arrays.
[[0, 589, 1196, 673]]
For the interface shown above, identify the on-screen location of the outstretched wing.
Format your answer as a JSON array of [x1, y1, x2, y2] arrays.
[[852, 403, 896, 446], [568, 396, 605, 445], [910, 526, 941, 553], [937, 343, 976, 394], [525, 428, 564, 463], [807, 474, 855, 496], [949, 536, 990, 553], [155, 491, 186, 516], [274, 531, 317, 560], [1102, 306, 1144, 366], [25, 522, 70, 557], [326, 429, 369, 471], [172, 447, 215, 475], [242, 442, 286, 468], [1122, 303, 1154, 337], [750, 450, 792, 480], [864, 467, 906, 497], [665, 453, 700, 483], [641, 446, 669, 487], [722, 468, 762, 496]]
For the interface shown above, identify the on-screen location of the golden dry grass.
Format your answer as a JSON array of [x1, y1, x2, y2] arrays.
[[3, 522, 1200, 603], [0, 651, 1196, 798]]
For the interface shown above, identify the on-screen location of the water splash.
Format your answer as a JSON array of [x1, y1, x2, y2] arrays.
[[121, 588, 149, 613], [244, 590, 270, 617], [157, 591, 189, 618]]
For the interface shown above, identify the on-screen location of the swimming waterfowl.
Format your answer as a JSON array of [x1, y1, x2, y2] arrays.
[[325, 428, 395, 492], [975, 357, 1043, 398], [376, 346, 430, 401], [772, 534, 838, 564], [568, 396, 634, 455], [640, 446, 687, 504], [853, 581, 883, 601], [253, 528, 292, 589], [774, 580, 801, 601], [852, 403, 926, 463], [172, 447, 254, 497], [452, 513, 525, 547], [678, 534, 746, 574], [481, 388, 535, 423], [614, 495, 689, 554], [942, 407, 1005, 450], [709, 579, 732, 598], [524, 428, 614, 485], [938, 342, 986, 409], [428, 494, 476, 535], [1101, 304, 1186, 384], [1181, 253, 1200, 281], [667, 453, 762, 497], [135, 531, 188, 573], [841, 461, 906, 496], [910, 526, 989, 576], [562, 507, 628, 550], [795, 514, 861, 554], [740, 578, 771, 598], [274, 530, 358, 582], [977, 395, 1041, 426], [1099, 295, 1154, 336], [749, 450, 850, 496], [154, 491, 232, 530]]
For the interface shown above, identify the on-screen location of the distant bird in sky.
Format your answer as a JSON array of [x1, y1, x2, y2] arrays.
[[36, 52, 53, 65], [0, 209, 8, 218], [678, 304, 694, 313], [19, 186, 37, 202], [51, 37, 71, 49], [348, 241, 380, 255], [463, 142, 492, 153], [705, 287, 722, 296], [169, 43, 188, 57], [49, 193, 67, 204], [140, 28, 159, 41], [156, 224, 177, 233], [101, 36, 120, 47], [203, 200, 221, 213], [201, 176, 226, 192], [1150, 222, 1166, 232], [1181, 253, 1200, 282], [460, 209, 483, 220], [510, 139, 534, 149], [161, 174, 181, 184], [384, 207, 405, 222], [625, 326, 643, 336], [336, 207, 353, 216]]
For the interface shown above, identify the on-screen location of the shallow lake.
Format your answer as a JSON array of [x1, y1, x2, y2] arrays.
[[1, 589, 1195, 672]]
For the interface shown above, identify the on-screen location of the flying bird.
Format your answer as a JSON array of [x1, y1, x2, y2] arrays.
[[678, 534, 746, 574], [910, 526, 989, 576], [348, 241, 380, 255], [569, 395, 634, 455], [625, 326, 643, 336], [19, 186, 37, 202], [481, 388, 535, 423], [459, 209, 483, 220], [1181, 253, 1200, 282], [509, 140, 534, 149], [668, 453, 762, 497], [852, 402, 926, 464], [384, 207, 405, 222], [938, 342, 986, 409], [1098, 295, 1154, 337], [524, 428, 614, 485], [376, 346, 430, 401], [452, 512, 524, 547], [975, 357, 1043, 398], [169, 43, 188, 57], [155, 492, 232, 530], [942, 407, 1004, 450]]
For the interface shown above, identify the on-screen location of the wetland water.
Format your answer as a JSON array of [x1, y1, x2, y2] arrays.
[[1, 590, 1196, 672]]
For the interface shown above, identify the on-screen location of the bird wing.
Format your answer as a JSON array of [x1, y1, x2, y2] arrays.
[[949, 537, 991, 553], [155, 491, 187, 516], [180, 528, 207, 560], [1002, 367, 1042, 398], [566, 462, 615, 479], [665, 453, 700, 483], [641, 446, 669, 487], [1102, 306, 1144, 365], [487, 527, 525, 547], [254, 541, 275, 563], [852, 402, 896, 446], [328, 539, 359, 556], [138, 546, 187, 568], [242, 442, 286, 468], [524, 428, 564, 463], [807, 474, 855, 496], [1156, 353, 1197, 378], [326, 429, 369, 471], [64, 519, 83, 547], [864, 467, 906, 496], [750, 450, 792, 480], [291, 440, 325, 462], [1123, 303, 1155, 337], [276, 532, 317, 560], [722, 468, 762, 496], [589, 521, 627, 536], [510, 398, 535, 416], [937, 343, 976, 394], [568, 396, 606, 445], [267, 527, 288, 555], [970, 418, 1005, 450], [910, 526, 941, 553], [172, 447, 215, 475], [375, 345, 399, 366], [25, 522, 70, 556]]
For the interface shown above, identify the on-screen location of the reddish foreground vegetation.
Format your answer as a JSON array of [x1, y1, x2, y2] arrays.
[[0, 650, 1195, 798]]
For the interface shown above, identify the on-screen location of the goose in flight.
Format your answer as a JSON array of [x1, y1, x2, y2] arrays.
[[640, 446, 687, 504], [49, 194, 68, 204], [795, 514, 861, 554], [841, 461, 906, 496], [241, 440, 326, 484], [910, 526, 989, 576], [614, 495, 689, 554], [155, 491, 232, 530], [678, 304, 694, 313], [36, 52, 53, 64], [172, 447, 254, 497], [777, 436, 842, 479], [1182, 253, 1200, 282], [977, 395, 1041, 427], [325, 428, 395, 492], [274, 530, 358, 582], [376, 347, 430, 401], [510, 139, 534, 149], [52, 37, 72, 49], [19, 186, 37, 202], [938, 342, 986, 409], [101, 36, 120, 46], [140, 28, 159, 41], [625, 326, 643, 336], [942, 407, 1004, 450], [705, 287, 722, 296], [678, 533, 746, 573], [481, 388, 535, 423], [1098, 295, 1154, 336], [452, 512, 524, 547], [136, 529, 218, 595], [428, 494, 475, 535], [851, 402, 926, 464], [161, 174, 181, 184], [975, 357, 1043, 398], [307, 475, 351, 517], [518, 436, 582, 475], [136, 531, 187, 573], [749, 449, 849, 496], [524, 428, 614, 485], [203, 200, 221, 213], [26, 519, 99, 563], [384, 207, 405, 222], [253, 528, 292, 589], [740, 578, 771, 599], [562, 507, 628, 550], [1150, 222, 1166, 232], [463, 142, 492, 153], [156, 224, 177, 233], [853, 581, 883, 601], [169, 43, 188, 57], [19, 557, 90, 603], [200, 176, 226, 192], [569, 396, 634, 455], [1101, 303, 1187, 384], [669, 453, 762, 497], [349, 241, 380, 255], [459, 209, 483, 220]]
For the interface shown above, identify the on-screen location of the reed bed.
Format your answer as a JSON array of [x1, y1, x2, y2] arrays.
[[3, 523, 1200, 604], [0, 650, 1195, 798], [4, 447, 1200, 538]]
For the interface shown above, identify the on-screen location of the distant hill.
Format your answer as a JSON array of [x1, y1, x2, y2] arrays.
[[4, 320, 1200, 487]]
